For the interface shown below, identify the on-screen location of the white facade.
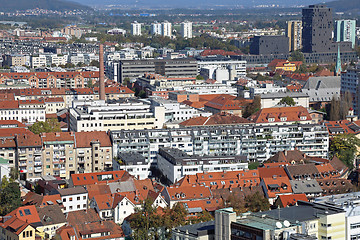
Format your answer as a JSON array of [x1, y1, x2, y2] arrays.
[[162, 21, 172, 37], [113, 161, 151, 180], [0, 102, 46, 123], [198, 60, 247, 81], [157, 149, 249, 183], [150, 97, 211, 123], [249, 83, 287, 98], [68, 54, 85, 65], [113, 197, 136, 224], [131, 22, 142, 36], [260, 92, 310, 109], [179, 83, 238, 95], [181, 21, 193, 38], [151, 22, 162, 35], [59, 188, 88, 213], [31, 55, 47, 68]]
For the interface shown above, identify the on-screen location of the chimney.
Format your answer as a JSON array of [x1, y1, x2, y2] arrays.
[[99, 44, 106, 100]]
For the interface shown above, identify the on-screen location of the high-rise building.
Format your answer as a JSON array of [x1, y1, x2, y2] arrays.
[[180, 21, 193, 38], [302, 5, 333, 53], [162, 21, 172, 38], [334, 19, 356, 48], [286, 20, 302, 52], [249, 36, 289, 55], [151, 22, 162, 35], [131, 21, 142, 36]]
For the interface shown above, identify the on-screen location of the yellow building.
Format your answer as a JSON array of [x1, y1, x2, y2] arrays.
[[0, 216, 36, 240]]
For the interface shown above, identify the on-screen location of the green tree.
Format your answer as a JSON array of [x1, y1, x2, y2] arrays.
[[0, 180, 21, 215], [242, 95, 261, 118], [330, 134, 360, 169], [340, 91, 353, 119], [196, 75, 204, 80], [279, 96, 296, 106], [87, 79, 94, 88], [29, 119, 61, 134], [122, 77, 130, 86], [289, 50, 305, 62], [244, 191, 270, 212], [90, 60, 100, 68]]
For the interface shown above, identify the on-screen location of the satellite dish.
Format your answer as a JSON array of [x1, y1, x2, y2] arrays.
[[283, 220, 290, 227], [276, 222, 283, 229]]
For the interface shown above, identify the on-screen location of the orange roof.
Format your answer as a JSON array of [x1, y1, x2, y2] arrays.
[[75, 131, 112, 148], [7, 205, 41, 224], [41, 132, 75, 142], [315, 163, 339, 179], [87, 184, 111, 200], [324, 120, 360, 136], [0, 120, 26, 128], [166, 185, 212, 201], [0, 100, 19, 109], [93, 194, 114, 210], [205, 96, 249, 111], [183, 198, 224, 212], [0, 216, 30, 235], [181, 100, 207, 109], [249, 106, 312, 123], [262, 176, 292, 198], [70, 170, 129, 186], [258, 167, 288, 179], [276, 193, 308, 207]]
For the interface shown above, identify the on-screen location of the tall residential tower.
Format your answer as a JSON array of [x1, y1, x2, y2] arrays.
[[286, 20, 302, 52]]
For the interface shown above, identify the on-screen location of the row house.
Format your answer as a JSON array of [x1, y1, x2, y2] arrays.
[[0, 86, 134, 108], [0, 71, 99, 89]]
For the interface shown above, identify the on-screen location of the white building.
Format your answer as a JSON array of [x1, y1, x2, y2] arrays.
[[178, 83, 238, 95], [58, 187, 88, 213], [315, 192, 360, 240], [113, 152, 151, 180], [31, 55, 47, 68], [260, 92, 310, 109], [131, 21, 142, 36], [0, 99, 46, 123], [157, 148, 248, 183], [181, 21, 193, 39], [113, 195, 136, 224], [69, 99, 165, 132], [149, 97, 211, 124], [249, 83, 287, 99], [162, 21, 172, 38], [151, 22, 162, 35], [198, 60, 247, 83]]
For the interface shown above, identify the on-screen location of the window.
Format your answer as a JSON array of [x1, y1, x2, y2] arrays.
[[83, 196, 86, 200], [69, 197, 73, 201], [77, 197, 80, 201]]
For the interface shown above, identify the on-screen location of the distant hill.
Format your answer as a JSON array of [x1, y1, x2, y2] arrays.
[[0, 0, 92, 11], [71, 0, 332, 8], [325, 0, 360, 13]]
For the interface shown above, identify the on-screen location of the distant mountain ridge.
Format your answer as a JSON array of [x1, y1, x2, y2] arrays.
[[325, 0, 360, 12], [0, 0, 92, 11]]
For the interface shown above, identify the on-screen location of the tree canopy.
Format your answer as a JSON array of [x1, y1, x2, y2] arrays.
[[279, 96, 296, 106], [0, 173, 21, 215], [242, 95, 261, 118], [329, 134, 360, 169], [289, 50, 305, 62], [29, 119, 61, 134], [227, 191, 270, 215]]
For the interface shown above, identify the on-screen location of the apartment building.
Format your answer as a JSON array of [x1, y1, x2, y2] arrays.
[[197, 60, 247, 80], [151, 22, 162, 35], [69, 99, 165, 132], [58, 186, 88, 213], [157, 147, 248, 183], [111, 123, 329, 164], [41, 132, 77, 179], [74, 131, 113, 174], [131, 21, 142, 36], [181, 21, 193, 38], [162, 21, 172, 38], [0, 99, 45, 123], [341, 64, 360, 115], [31, 55, 47, 68]]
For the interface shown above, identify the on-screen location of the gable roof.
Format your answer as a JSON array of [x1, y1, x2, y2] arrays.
[[75, 131, 112, 148], [275, 193, 308, 207], [166, 185, 212, 201], [7, 205, 41, 225], [70, 170, 129, 186], [250, 106, 312, 124], [37, 205, 67, 226]]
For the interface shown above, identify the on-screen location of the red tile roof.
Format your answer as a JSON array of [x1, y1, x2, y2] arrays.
[[75, 131, 112, 148], [166, 185, 212, 201], [276, 193, 308, 207], [70, 170, 129, 186], [249, 106, 312, 124], [7, 205, 41, 224], [41, 132, 75, 142]]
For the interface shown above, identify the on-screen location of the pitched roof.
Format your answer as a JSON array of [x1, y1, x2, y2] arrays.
[[86, 184, 111, 200], [249, 106, 312, 123], [258, 167, 288, 179], [37, 205, 67, 226], [0, 216, 31, 235], [7, 205, 41, 225], [41, 132, 75, 143], [205, 96, 250, 110], [266, 149, 307, 164], [166, 185, 212, 201], [70, 170, 129, 187], [317, 179, 354, 196], [58, 186, 87, 196], [93, 194, 114, 210], [262, 176, 292, 198], [285, 164, 321, 180], [276, 193, 308, 207], [75, 131, 112, 148]]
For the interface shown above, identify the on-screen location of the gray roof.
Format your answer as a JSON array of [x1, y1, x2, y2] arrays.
[[290, 179, 323, 194], [253, 201, 344, 223], [108, 180, 136, 194], [37, 205, 67, 226], [58, 186, 87, 196], [174, 221, 214, 237], [118, 152, 147, 165], [301, 76, 341, 102], [260, 92, 309, 99]]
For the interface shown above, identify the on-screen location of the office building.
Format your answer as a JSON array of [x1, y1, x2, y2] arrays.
[[181, 21, 193, 39], [341, 64, 360, 115], [151, 22, 162, 35], [286, 20, 302, 52], [162, 21, 172, 38], [249, 36, 289, 55], [334, 19, 356, 48], [131, 21, 142, 36]]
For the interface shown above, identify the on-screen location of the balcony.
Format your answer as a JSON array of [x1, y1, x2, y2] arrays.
[[34, 161, 42, 166], [19, 161, 27, 167], [34, 167, 42, 173]]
